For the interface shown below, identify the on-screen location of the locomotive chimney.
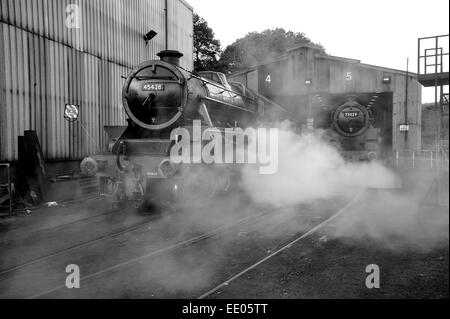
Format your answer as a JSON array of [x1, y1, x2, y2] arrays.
[[157, 50, 183, 66]]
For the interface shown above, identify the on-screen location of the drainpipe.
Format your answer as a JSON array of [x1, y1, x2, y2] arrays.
[[165, 0, 168, 50], [405, 58, 409, 148]]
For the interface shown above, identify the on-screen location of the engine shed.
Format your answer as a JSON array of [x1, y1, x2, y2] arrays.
[[228, 44, 423, 153]]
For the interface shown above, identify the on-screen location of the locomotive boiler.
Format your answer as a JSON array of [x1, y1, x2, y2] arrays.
[[90, 50, 287, 206]]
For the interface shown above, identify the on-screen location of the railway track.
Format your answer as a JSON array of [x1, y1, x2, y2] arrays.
[[197, 189, 366, 299], [26, 205, 284, 299], [0, 215, 157, 276], [0, 190, 365, 298], [0, 197, 123, 245]]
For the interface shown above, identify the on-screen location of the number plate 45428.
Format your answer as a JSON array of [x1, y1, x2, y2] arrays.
[[143, 83, 165, 91]]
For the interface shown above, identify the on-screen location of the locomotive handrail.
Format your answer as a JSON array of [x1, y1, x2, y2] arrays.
[[130, 76, 177, 80], [174, 65, 252, 101], [174, 64, 292, 118], [245, 87, 288, 112]]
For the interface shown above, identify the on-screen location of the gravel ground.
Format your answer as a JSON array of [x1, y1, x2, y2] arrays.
[[208, 234, 449, 299]]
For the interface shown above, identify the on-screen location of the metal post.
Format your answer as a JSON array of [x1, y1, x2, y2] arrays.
[[396, 150, 399, 168], [431, 150, 434, 169], [435, 37, 440, 153], [405, 58, 409, 147], [434, 37, 440, 205], [417, 38, 421, 75], [6, 164, 11, 216]]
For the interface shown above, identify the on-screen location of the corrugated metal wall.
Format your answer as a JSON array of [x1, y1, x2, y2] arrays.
[[168, 0, 193, 69], [0, 0, 194, 161]]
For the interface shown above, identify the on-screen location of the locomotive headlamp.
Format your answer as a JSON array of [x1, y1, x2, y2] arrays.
[[382, 76, 391, 84], [158, 159, 178, 177]]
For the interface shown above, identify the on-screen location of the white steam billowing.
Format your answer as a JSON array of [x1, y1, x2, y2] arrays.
[[240, 121, 400, 206], [238, 121, 448, 252], [325, 190, 449, 252]]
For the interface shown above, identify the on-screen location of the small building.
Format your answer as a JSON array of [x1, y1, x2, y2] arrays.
[[0, 0, 194, 163], [228, 44, 422, 152]]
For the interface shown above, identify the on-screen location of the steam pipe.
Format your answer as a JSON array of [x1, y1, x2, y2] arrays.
[[116, 142, 125, 172]]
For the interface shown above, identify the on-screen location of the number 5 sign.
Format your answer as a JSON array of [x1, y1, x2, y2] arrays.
[[346, 72, 353, 81]]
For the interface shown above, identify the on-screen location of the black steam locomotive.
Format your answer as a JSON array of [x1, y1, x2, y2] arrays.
[[90, 50, 287, 205], [315, 93, 392, 162], [278, 92, 392, 162]]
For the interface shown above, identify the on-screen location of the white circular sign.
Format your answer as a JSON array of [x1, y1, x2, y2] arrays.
[[65, 104, 79, 120]]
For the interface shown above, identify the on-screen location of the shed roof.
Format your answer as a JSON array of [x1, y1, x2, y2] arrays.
[[180, 0, 194, 11], [229, 44, 417, 78]]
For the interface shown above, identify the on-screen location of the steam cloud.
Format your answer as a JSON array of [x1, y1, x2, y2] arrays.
[[240, 121, 400, 206], [238, 121, 448, 252], [325, 189, 449, 252]]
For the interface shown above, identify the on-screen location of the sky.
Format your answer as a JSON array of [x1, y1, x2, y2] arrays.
[[187, 0, 449, 102]]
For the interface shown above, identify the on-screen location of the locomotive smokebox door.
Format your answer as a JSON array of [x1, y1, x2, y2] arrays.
[[333, 100, 370, 137], [122, 52, 187, 131]]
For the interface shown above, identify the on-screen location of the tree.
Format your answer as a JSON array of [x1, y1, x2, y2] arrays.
[[193, 13, 222, 72], [218, 28, 326, 74]]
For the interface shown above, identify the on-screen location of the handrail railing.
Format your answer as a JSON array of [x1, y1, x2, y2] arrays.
[[418, 34, 449, 76], [395, 148, 449, 170]]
